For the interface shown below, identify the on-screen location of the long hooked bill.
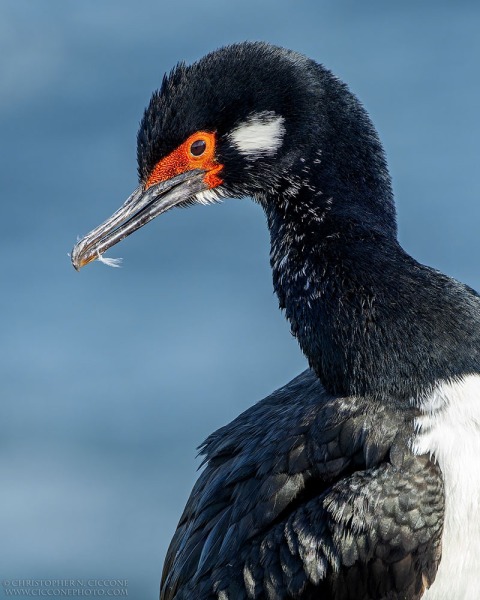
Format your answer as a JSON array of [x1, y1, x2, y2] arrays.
[[71, 169, 206, 270]]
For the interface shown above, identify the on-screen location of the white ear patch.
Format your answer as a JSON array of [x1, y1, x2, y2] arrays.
[[228, 111, 285, 158]]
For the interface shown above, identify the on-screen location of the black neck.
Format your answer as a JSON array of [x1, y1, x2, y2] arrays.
[[256, 60, 480, 399], [265, 182, 480, 400]]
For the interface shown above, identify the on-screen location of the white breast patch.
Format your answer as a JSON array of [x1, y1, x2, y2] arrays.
[[412, 375, 480, 599]]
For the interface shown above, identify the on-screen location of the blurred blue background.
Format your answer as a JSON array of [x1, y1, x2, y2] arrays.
[[1, 1, 479, 597]]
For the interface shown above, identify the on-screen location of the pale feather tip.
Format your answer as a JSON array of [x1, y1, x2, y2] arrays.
[[97, 253, 123, 268]]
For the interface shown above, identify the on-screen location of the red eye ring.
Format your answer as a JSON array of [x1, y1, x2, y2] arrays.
[[145, 131, 222, 190]]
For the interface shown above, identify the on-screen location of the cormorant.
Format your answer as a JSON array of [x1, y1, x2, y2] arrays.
[[71, 42, 480, 599]]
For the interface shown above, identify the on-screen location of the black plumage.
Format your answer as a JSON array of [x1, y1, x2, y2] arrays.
[[72, 42, 480, 599], [161, 371, 443, 599]]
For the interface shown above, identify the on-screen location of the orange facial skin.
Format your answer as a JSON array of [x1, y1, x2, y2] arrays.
[[145, 131, 224, 190]]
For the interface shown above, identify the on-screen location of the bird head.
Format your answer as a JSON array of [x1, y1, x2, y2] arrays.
[[71, 42, 395, 270]]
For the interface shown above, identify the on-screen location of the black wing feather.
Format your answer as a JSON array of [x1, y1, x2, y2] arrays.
[[160, 370, 443, 600]]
